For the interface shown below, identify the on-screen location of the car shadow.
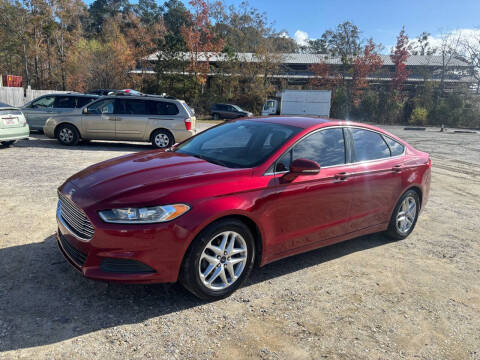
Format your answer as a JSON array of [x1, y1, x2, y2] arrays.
[[0, 232, 390, 352], [16, 133, 154, 152]]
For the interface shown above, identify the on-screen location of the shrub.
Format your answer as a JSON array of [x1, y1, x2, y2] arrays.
[[409, 107, 428, 125]]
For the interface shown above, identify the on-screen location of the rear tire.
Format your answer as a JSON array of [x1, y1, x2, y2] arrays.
[[57, 124, 79, 146], [180, 219, 255, 300], [386, 189, 420, 240], [151, 129, 174, 149]]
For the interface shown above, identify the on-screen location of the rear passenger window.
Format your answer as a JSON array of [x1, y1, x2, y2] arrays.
[[351, 128, 390, 161], [77, 97, 97, 108], [54, 96, 76, 108], [122, 100, 148, 115], [383, 136, 405, 157], [149, 101, 179, 116]]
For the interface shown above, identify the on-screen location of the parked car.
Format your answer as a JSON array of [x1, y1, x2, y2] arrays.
[[0, 102, 29, 147], [43, 94, 196, 148], [22, 93, 98, 131], [55, 117, 431, 300], [87, 89, 116, 96], [211, 103, 253, 120]]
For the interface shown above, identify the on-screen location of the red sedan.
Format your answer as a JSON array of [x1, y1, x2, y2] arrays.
[[56, 117, 431, 299]]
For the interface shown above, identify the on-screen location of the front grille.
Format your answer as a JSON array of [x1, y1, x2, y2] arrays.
[[100, 258, 156, 274], [58, 231, 87, 266], [58, 192, 95, 240]]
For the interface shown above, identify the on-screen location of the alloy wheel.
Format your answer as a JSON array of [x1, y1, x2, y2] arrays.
[[59, 128, 74, 143], [396, 195, 417, 234], [198, 231, 248, 290], [154, 133, 170, 148]]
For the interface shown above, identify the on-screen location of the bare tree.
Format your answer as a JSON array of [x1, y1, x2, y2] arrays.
[[437, 30, 462, 92], [460, 32, 480, 94]]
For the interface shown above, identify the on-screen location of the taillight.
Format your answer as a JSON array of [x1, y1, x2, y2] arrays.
[[184, 117, 192, 131], [428, 158, 431, 168]]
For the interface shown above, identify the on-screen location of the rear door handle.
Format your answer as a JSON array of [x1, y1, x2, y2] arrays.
[[334, 172, 349, 181], [392, 165, 403, 172]]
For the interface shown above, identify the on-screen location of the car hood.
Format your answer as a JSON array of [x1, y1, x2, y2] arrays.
[[61, 150, 250, 208]]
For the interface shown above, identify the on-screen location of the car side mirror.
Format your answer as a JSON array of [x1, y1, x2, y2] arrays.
[[282, 158, 320, 182], [82, 108, 88, 114]]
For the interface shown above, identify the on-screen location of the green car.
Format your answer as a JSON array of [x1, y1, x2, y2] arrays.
[[0, 101, 29, 147]]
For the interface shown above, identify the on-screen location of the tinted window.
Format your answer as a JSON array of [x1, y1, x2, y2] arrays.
[[31, 96, 55, 108], [149, 101, 179, 115], [274, 128, 345, 172], [351, 128, 390, 161], [384, 136, 405, 157], [119, 99, 148, 115], [176, 120, 301, 168], [77, 97, 97, 108], [54, 96, 76, 108], [87, 99, 115, 114]]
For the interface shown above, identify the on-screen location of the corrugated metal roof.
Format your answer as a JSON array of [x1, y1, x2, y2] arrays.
[[147, 52, 470, 67]]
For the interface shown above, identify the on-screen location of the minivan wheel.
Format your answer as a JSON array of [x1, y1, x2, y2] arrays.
[[212, 113, 220, 120], [180, 219, 255, 300], [57, 124, 79, 146], [386, 189, 420, 240], [152, 129, 174, 149]]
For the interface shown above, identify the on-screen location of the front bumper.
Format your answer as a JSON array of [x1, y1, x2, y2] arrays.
[[56, 204, 188, 284], [43, 120, 56, 138], [0, 126, 29, 142]]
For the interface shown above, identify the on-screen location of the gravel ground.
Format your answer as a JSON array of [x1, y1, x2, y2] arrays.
[[0, 124, 479, 359]]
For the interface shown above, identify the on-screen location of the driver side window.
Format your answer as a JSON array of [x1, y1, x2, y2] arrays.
[[274, 128, 346, 173], [31, 96, 55, 109]]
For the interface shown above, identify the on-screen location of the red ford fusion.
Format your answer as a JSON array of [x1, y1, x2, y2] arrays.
[[56, 117, 431, 299]]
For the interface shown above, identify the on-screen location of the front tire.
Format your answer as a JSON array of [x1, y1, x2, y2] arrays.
[[180, 219, 255, 300], [386, 189, 420, 240], [57, 124, 79, 146]]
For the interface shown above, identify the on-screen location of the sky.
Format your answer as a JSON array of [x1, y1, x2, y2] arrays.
[[223, 0, 480, 50]]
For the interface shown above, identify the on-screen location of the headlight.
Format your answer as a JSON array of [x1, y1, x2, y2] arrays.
[[98, 204, 190, 224]]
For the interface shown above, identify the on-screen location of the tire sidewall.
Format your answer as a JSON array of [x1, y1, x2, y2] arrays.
[[181, 220, 255, 300], [388, 189, 420, 240], [152, 130, 174, 149], [57, 124, 79, 146]]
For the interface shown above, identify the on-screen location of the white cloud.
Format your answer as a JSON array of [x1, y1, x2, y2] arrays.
[[294, 30, 310, 46], [409, 28, 480, 54]]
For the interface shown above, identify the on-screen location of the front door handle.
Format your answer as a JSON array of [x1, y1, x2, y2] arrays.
[[392, 165, 403, 172], [334, 172, 349, 181]]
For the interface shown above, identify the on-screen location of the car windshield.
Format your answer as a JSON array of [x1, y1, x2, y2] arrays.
[[175, 120, 301, 168], [231, 105, 243, 111]]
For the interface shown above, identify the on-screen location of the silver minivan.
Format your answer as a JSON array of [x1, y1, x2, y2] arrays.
[[43, 95, 196, 148], [22, 93, 98, 131]]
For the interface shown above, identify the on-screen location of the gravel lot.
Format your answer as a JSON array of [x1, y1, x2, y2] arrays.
[[0, 124, 479, 359]]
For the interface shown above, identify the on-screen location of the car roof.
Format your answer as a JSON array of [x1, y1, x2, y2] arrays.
[[240, 116, 394, 133], [100, 95, 180, 102]]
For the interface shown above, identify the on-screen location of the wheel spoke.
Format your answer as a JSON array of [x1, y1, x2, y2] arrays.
[[201, 253, 218, 265], [207, 266, 222, 284], [229, 256, 246, 265], [219, 267, 229, 285], [201, 263, 215, 279]]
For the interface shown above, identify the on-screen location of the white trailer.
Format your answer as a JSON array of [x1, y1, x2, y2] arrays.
[[261, 90, 331, 117]]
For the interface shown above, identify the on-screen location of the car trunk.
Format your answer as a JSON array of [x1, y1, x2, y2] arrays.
[[0, 108, 24, 129]]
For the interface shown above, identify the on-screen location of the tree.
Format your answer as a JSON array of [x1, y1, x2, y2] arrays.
[[353, 39, 383, 91], [461, 32, 480, 94], [181, 0, 223, 91], [411, 32, 436, 56], [390, 26, 410, 92]]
